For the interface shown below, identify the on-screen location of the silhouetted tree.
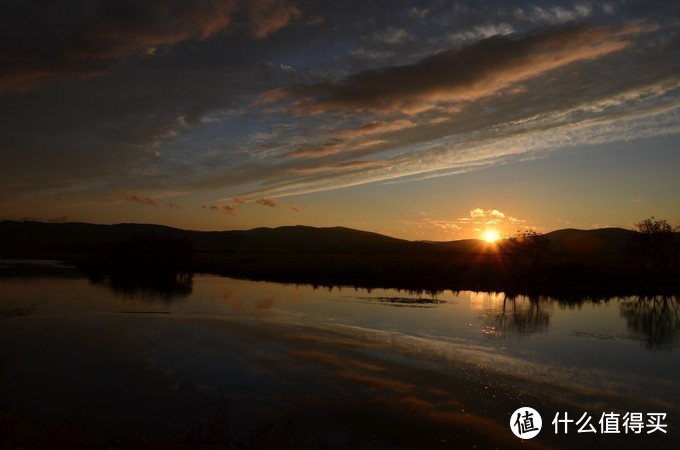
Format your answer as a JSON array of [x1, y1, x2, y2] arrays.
[[628, 216, 679, 274], [86, 233, 195, 300], [87, 232, 194, 278], [500, 230, 550, 268]]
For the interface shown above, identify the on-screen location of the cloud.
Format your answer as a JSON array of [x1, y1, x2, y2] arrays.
[[0, 0, 300, 92], [290, 160, 387, 175], [466, 208, 522, 224], [262, 25, 646, 115], [408, 7, 429, 19], [337, 120, 416, 139], [2, 2, 678, 221], [247, 0, 302, 39], [227, 92, 680, 202], [306, 15, 326, 26], [218, 205, 237, 216], [448, 23, 515, 43], [255, 197, 277, 208], [279, 120, 414, 159], [470, 208, 505, 219], [204, 204, 237, 215], [413, 219, 461, 232], [281, 141, 344, 158], [373, 27, 415, 45], [518, 4, 594, 25], [123, 193, 157, 206], [407, 208, 530, 239]]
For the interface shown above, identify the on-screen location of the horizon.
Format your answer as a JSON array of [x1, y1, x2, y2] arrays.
[[1, 1, 679, 241], [0, 217, 643, 244]]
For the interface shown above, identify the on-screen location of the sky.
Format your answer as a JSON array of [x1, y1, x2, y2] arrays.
[[1, 0, 679, 241]]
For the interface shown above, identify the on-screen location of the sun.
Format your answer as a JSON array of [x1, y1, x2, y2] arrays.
[[483, 229, 501, 243]]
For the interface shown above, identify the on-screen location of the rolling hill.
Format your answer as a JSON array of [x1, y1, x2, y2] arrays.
[[0, 220, 646, 258], [0, 220, 438, 255], [3, 220, 676, 293]]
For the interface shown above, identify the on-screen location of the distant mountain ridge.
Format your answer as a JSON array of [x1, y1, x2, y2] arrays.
[[0, 221, 435, 255], [545, 227, 635, 254], [425, 227, 636, 255], [0, 220, 640, 256]]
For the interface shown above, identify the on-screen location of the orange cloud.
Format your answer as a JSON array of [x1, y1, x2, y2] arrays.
[[290, 350, 409, 392], [0, 0, 300, 92], [337, 119, 416, 139], [290, 160, 388, 175], [217, 204, 237, 216], [338, 372, 415, 394], [281, 141, 344, 158], [280, 120, 413, 159], [467, 208, 523, 224], [262, 25, 647, 115], [248, 0, 302, 39], [204, 204, 237, 215]]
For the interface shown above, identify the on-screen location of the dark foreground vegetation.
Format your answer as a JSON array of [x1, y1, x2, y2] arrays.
[[0, 395, 361, 450], [1, 217, 679, 297]]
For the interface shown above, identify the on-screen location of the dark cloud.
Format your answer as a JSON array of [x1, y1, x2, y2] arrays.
[[203, 204, 236, 215], [123, 193, 157, 206], [219, 204, 237, 215], [264, 24, 648, 115], [1, 1, 678, 222], [277, 120, 415, 159], [247, 0, 302, 39], [255, 197, 277, 207], [0, 0, 300, 92]]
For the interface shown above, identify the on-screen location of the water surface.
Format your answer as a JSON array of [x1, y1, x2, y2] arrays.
[[1, 271, 678, 449]]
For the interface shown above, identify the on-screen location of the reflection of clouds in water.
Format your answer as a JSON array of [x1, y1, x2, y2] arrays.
[[218, 290, 300, 313], [285, 333, 386, 350], [290, 350, 411, 394], [254, 297, 274, 311], [285, 345, 553, 450], [281, 320, 680, 414]]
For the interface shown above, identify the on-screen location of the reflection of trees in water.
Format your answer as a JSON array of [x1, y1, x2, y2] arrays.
[[89, 272, 193, 303], [619, 295, 679, 350], [85, 232, 195, 303], [493, 296, 551, 337]]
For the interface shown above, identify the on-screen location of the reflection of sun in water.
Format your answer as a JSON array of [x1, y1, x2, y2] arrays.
[[483, 229, 501, 243]]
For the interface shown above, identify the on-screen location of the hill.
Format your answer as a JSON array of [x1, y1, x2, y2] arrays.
[[428, 228, 636, 258], [545, 227, 635, 255], [0, 221, 437, 255], [2, 220, 678, 294], [0, 220, 641, 257]]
